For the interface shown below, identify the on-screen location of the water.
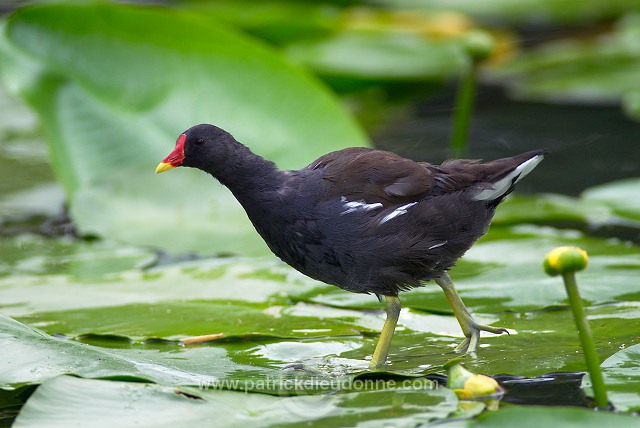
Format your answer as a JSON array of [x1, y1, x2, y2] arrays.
[[374, 86, 640, 196]]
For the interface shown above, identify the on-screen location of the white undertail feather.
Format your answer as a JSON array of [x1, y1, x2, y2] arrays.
[[473, 154, 544, 202]]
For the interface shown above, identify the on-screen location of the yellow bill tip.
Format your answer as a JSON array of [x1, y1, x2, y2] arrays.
[[155, 162, 175, 174]]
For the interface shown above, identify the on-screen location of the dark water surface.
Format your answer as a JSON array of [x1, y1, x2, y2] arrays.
[[374, 86, 640, 196]]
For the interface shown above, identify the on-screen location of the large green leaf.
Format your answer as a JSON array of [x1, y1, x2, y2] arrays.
[[286, 30, 468, 80], [0, 3, 368, 255], [492, 184, 640, 241], [582, 178, 640, 222], [185, 3, 474, 82], [470, 405, 640, 427], [19, 301, 383, 343], [180, 0, 338, 46], [583, 343, 640, 411], [12, 375, 464, 428], [0, 312, 273, 388]]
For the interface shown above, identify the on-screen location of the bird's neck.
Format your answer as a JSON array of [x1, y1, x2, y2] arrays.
[[207, 141, 283, 200]]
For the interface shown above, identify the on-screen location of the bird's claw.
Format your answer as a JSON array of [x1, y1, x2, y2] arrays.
[[455, 323, 508, 354]]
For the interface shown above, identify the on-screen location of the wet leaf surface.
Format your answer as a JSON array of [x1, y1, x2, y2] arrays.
[[1, 225, 638, 395], [12, 375, 470, 428]]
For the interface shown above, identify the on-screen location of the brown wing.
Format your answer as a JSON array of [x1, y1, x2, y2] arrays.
[[308, 147, 435, 204], [308, 148, 545, 205]]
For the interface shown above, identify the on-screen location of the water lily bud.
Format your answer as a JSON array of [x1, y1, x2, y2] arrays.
[[444, 358, 472, 389], [543, 246, 589, 276], [462, 30, 495, 61], [444, 359, 504, 401]]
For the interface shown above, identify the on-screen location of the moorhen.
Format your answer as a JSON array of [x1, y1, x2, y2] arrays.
[[156, 124, 544, 369]]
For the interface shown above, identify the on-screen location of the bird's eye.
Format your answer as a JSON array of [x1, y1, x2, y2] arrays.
[[195, 138, 205, 147]]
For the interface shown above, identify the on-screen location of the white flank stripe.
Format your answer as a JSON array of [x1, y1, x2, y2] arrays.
[[340, 197, 383, 215], [428, 241, 447, 250], [379, 202, 418, 224], [473, 154, 544, 201]]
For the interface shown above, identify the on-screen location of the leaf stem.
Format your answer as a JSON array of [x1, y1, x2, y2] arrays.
[[450, 62, 477, 158], [562, 271, 609, 408]]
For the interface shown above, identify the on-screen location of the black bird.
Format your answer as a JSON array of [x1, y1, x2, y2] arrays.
[[156, 124, 544, 369]]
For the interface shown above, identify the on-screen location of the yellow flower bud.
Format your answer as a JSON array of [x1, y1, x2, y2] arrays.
[[459, 373, 502, 398], [543, 246, 588, 276], [444, 358, 504, 406]]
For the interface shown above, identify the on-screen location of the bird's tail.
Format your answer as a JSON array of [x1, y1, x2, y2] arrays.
[[472, 150, 546, 204]]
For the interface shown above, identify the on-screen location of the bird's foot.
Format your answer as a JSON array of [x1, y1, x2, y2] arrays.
[[455, 322, 509, 354], [436, 272, 509, 354]]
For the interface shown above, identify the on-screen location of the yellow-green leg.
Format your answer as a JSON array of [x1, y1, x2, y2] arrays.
[[435, 272, 507, 353], [369, 295, 401, 370]]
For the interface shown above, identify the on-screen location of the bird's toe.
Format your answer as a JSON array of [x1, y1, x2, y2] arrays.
[[456, 323, 509, 354]]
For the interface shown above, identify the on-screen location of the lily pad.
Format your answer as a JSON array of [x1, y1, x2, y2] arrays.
[[384, 301, 640, 377], [382, 0, 640, 25], [0, 235, 324, 316], [19, 301, 381, 342], [3, 224, 639, 384], [492, 186, 640, 244], [286, 30, 468, 80], [583, 343, 640, 411], [0, 312, 264, 388], [471, 405, 640, 427], [12, 375, 464, 428], [0, 3, 368, 255], [180, 0, 337, 46], [582, 178, 640, 222]]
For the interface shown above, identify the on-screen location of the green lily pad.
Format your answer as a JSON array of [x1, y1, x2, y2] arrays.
[[0, 312, 265, 387], [180, 0, 337, 46], [384, 302, 640, 377], [492, 185, 640, 241], [583, 343, 640, 412], [382, 0, 640, 25], [286, 30, 468, 80], [12, 375, 465, 428], [3, 226, 639, 383], [2, 311, 369, 391], [18, 301, 381, 342], [470, 405, 640, 427], [0, 234, 155, 279], [0, 233, 329, 317], [582, 178, 640, 222], [493, 193, 616, 226], [4, 221, 638, 382], [0, 3, 367, 255]]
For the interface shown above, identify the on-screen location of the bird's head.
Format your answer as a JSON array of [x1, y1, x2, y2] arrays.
[[155, 124, 234, 174]]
